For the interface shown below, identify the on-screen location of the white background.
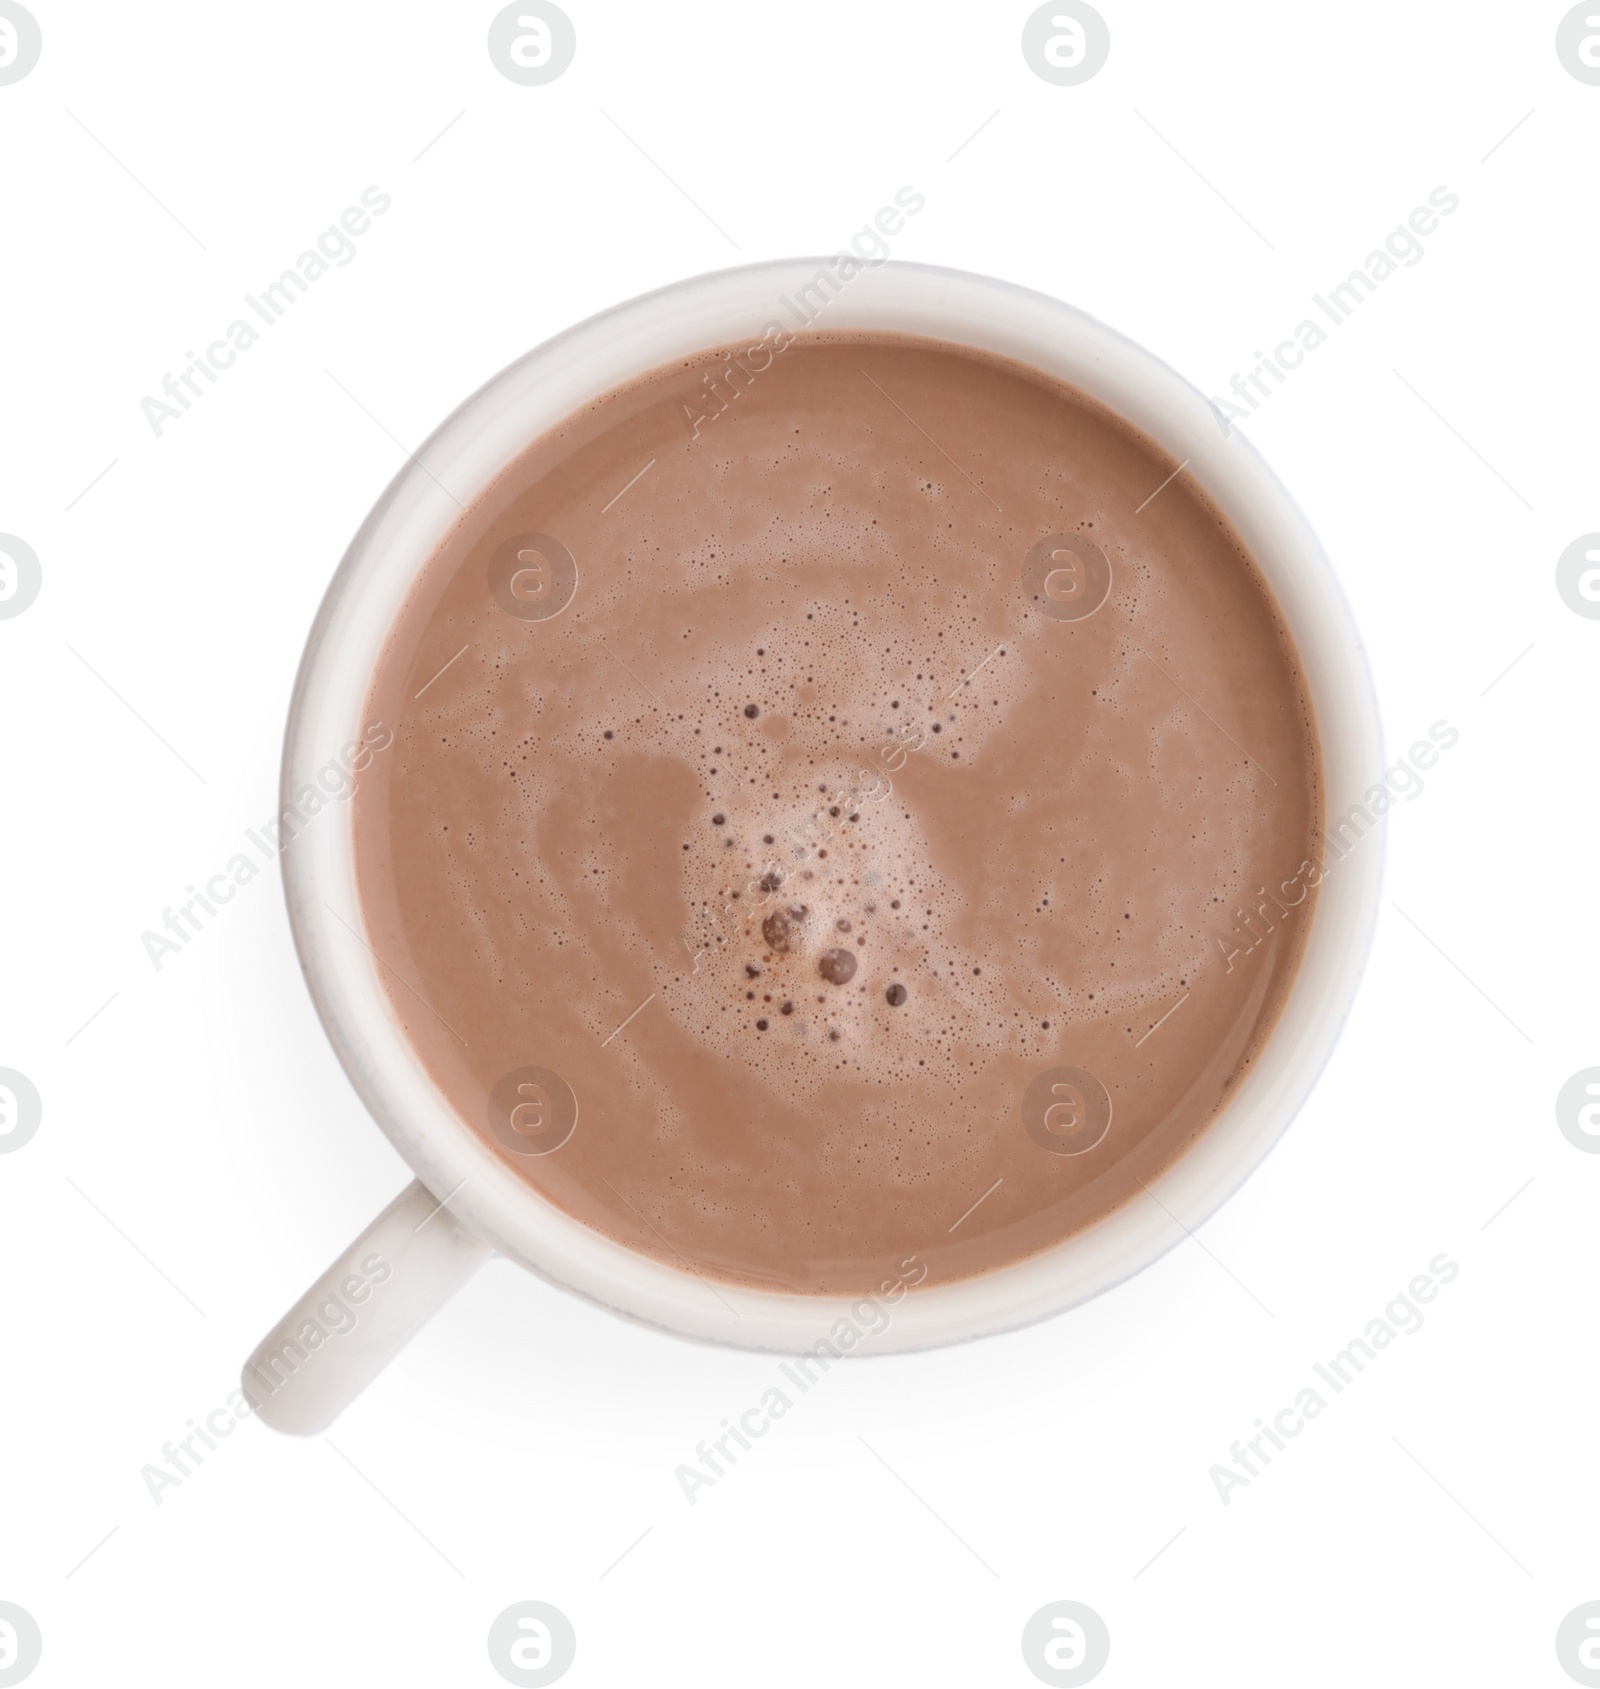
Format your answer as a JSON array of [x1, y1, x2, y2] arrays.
[[2, 2, 1595, 1684]]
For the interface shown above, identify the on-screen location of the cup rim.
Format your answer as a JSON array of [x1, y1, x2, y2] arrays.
[[281, 256, 1385, 1354]]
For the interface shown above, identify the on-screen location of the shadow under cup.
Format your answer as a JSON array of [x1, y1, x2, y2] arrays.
[[264, 260, 1382, 1419]]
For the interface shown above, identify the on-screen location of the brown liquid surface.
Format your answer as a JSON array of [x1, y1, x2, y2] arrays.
[[353, 333, 1320, 1295]]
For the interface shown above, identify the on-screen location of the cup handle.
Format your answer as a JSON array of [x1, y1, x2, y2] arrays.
[[242, 1179, 494, 1435]]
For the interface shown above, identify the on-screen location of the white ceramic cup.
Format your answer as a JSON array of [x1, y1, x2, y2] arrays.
[[242, 258, 1384, 1434]]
